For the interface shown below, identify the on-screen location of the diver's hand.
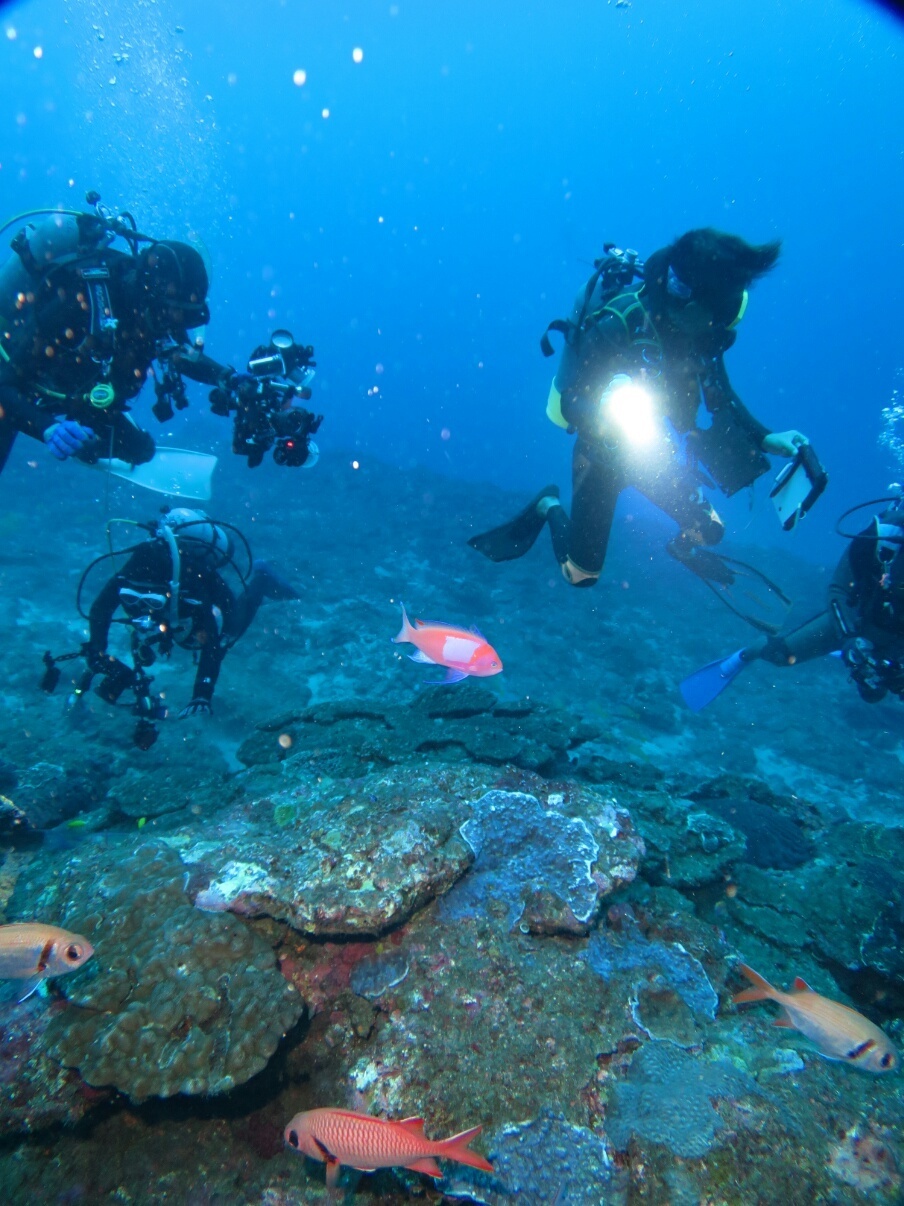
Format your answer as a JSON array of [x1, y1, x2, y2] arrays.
[[44, 419, 95, 461], [84, 646, 113, 676], [177, 698, 212, 719], [842, 636, 874, 669], [227, 371, 258, 399], [761, 430, 808, 457]]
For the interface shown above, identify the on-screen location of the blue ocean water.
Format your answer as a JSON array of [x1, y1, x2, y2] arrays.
[[1, 1, 903, 1202]]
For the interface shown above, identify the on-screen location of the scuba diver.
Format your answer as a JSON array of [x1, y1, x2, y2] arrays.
[[41, 508, 299, 748], [681, 497, 904, 710], [0, 193, 322, 483], [469, 229, 818, 621]]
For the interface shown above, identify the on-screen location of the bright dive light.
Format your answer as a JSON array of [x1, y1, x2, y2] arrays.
[[599, 374, 657, 445]]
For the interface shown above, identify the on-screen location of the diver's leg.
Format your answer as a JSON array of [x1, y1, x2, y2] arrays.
[[226, 565, 300, 643], [635, 447, 730, 580], [745, 610, 840, 667], [555, 441, 619, 587]]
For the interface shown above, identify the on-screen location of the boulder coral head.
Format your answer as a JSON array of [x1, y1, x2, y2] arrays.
[[15, 841, 304, 1101]]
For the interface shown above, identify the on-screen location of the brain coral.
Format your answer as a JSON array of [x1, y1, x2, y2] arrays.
[[25, 841, 303, 1101]]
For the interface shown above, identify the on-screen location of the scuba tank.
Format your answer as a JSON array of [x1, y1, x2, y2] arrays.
[[0, 212, 111, 327]]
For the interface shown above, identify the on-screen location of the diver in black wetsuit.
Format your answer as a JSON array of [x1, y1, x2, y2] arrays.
[[469, 229, 809, 592], [0, 202, 242, 473], [81, 508, 299, 722], [681, 501, 904, 709]]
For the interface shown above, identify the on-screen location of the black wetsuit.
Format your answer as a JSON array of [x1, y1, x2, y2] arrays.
[[752, 511, 904, 700], [0, 248, 230, 472], [547, 275, 770, 582], [87, 541, 268, 706]]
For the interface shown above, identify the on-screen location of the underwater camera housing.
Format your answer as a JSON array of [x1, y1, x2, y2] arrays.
[[770, 444, 828, 531], [211, 330, 323, 469], [39, 647, 166, 750]]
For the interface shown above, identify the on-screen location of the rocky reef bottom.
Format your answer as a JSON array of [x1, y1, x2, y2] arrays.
[[0, 454, 902, 1203], [0, 744, 902, 1204]]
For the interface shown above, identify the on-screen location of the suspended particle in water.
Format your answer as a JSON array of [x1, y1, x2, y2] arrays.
[[352, 47, 364, 63], [293, 69, 306, 86]]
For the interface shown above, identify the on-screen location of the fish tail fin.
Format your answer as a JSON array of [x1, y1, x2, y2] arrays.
[[438, 1125, 494, 1174], [392, 602, 416, 645], [732, 962, 777, 1005]]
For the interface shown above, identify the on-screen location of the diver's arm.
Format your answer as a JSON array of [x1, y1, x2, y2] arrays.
[[87, 575, 126, 660], [190, 610, 226, 704], [702, 357, 771, 448], [826, 545, 864, 639], [0, 383, 58, 442], [86, 546, 162, 659], [170, 349, 234, 388]]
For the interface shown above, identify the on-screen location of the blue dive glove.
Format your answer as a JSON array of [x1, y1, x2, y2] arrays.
[[177, 698, 212, 719], [44, 419, 95, 461]]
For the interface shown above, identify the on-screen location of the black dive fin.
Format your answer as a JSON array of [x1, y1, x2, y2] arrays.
[[468, 485, 559, 563], [670, 545, 792, 634]]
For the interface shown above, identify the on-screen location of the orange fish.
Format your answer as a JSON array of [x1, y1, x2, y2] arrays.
[[0, 922, 94, 1002], [392, 603, 503, 685], [733, 962, 898, 1074], [284, 1107, 495, 1189]]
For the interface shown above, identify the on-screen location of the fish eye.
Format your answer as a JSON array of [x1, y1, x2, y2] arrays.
[[65, 943, 83, 962], [287, 1130, 299, 1148], [880, 1052, 895, 1069]]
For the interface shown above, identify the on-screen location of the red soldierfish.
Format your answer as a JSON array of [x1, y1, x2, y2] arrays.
[[393, 604, 503, 685], [733, 962, 898, 1074], [0, 922, 94, 1002], [284, 1107, 495, 1189]]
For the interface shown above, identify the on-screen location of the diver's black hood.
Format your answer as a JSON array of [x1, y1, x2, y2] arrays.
[[137, 240, 210, 332], [642, 246, 737, 356]]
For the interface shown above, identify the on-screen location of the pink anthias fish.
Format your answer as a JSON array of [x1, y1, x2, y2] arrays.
[[392, 603, 503, 685], [284, 1107, 494, 1189]]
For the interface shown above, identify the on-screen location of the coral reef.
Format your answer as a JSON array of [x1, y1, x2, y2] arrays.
[[699, 797, 815, 869], [443, 1108, 627, 1205], [10, 840, 304, 1101], [1, 458, 904, 1202], [439, 787, 642, 933], [605, 1040, 757, 1159]]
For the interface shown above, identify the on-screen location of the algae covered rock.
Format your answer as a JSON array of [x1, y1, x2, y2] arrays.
[[628, 791, 747, 887], [12, 840, 303, 1102], [184, 768, 478, 937], [105, 742, 234, 819], [726, 825, 904, 988], [236, 686, 600, 778]]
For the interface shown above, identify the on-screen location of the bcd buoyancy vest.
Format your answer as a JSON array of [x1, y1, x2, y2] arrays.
[[0, 213, 121, 405], [541, 247, 662, 430]]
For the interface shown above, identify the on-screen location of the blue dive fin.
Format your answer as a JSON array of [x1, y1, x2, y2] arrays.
[[680, 650, 747, 712]]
